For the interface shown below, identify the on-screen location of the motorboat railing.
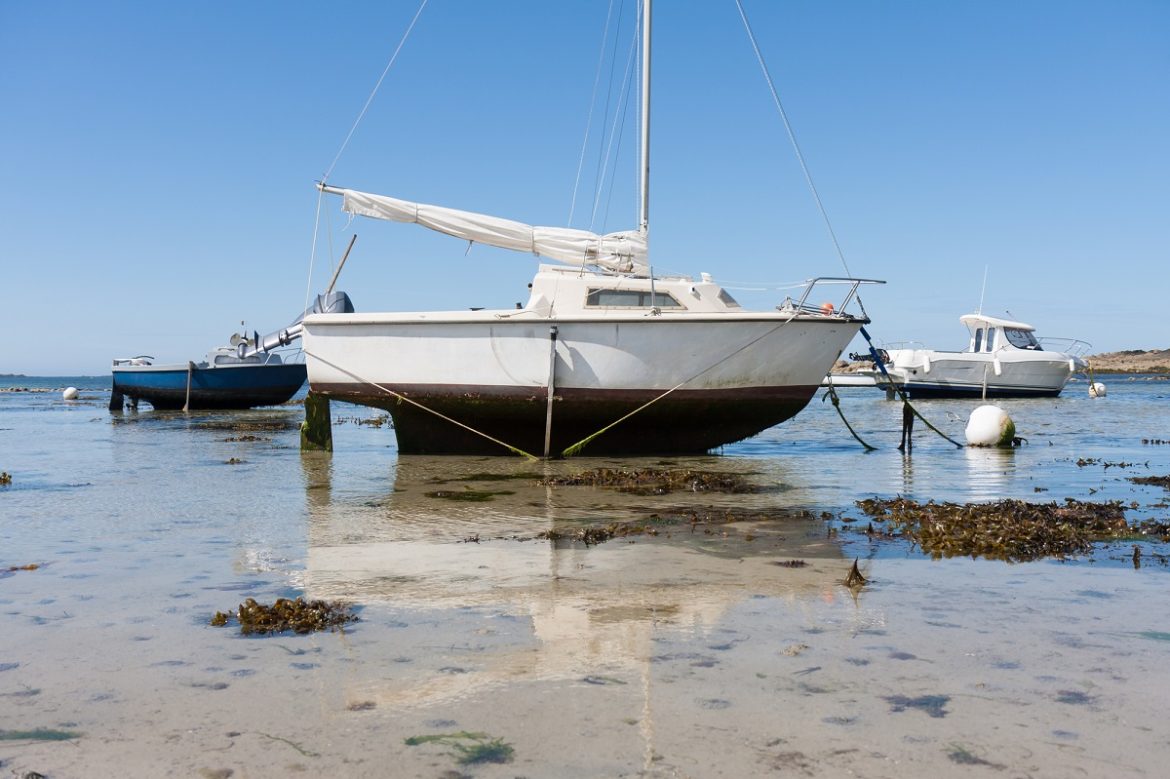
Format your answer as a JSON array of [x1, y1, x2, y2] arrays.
[[211, 347, 304, 367], [778, 277, 886, 318], [1038, 337, 1092, 357]]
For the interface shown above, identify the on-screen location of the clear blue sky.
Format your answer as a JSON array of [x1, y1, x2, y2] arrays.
[[2, 1, 1166, 375]]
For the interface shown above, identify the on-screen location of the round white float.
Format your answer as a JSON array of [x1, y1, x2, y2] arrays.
[[1089, 382, 1107, 398], [965, 405, 1016, 447], [62, 386, 79, 401]]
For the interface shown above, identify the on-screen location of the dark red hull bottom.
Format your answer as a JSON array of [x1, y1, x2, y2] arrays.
[[314, 382, 819, 456]]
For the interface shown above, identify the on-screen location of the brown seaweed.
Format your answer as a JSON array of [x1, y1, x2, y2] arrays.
[[856, 497, 1170, 561], [1131, 474, 1170, 489], [210, 597, 358, 635], [539, 467, 761, 495]]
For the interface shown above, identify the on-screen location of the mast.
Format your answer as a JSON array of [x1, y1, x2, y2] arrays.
[[639, 0, 651, 234]]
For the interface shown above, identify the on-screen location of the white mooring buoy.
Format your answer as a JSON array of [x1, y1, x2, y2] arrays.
[[1089, 382, 1107, 398], [965, 405, 1016, 447], [62, 386, 79, 401]]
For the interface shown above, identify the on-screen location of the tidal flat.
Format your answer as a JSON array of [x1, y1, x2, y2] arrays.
[[2, 376, 1169, 777]]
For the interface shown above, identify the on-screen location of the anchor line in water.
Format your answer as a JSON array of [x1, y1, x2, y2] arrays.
[[301, 349, 539, 461], [821, 376, 877, 451], [859, 327, 964, 449]]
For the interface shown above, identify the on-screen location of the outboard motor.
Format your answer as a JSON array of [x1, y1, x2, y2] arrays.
[[239, 291, 354, 358]]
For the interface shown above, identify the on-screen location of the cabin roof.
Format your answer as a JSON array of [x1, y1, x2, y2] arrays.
[[959, 313, 1034, 332]]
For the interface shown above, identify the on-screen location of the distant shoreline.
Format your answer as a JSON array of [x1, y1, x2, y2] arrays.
[[1084, 349, 1170, 374], [6, 349, 1170, 380]]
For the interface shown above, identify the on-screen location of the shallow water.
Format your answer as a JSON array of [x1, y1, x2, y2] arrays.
[[2, 376, 1170, 777]]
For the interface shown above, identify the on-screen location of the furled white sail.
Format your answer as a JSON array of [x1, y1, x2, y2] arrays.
[[336, 188, 649, 275]]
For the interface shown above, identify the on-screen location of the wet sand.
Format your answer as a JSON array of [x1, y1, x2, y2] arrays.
[[3, 386, 1170, 777]]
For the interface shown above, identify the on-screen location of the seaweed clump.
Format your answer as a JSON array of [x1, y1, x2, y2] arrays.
[[1131, 474, 1170, 489], [855, 497, 1164, 561], [540, 468, 759, 495], [405, 731, 514, 766], [211, 597, 358, 635], [537, 521, 655, 546]]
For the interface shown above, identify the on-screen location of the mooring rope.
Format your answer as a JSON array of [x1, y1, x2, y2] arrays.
[[859, 327, 964, 449], [302, 349, 539, 461], [560, 310, 801, 456], [821, 376, 877, 451], [1085, 358, 1099, 396], [561, 377, 688, 458]]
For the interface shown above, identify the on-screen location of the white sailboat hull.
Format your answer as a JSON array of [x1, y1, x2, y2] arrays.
[[303, 311, 860, 455]]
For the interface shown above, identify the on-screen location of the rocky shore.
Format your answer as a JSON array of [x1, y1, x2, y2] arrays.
[[1083, 348, 1170, 374]]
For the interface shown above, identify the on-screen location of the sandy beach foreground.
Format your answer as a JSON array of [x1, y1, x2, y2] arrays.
[[2, 380, 1170, 777]]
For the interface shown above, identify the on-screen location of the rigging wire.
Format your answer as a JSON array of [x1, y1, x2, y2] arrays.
[[733, 0, 853, 282], [590, 16, 640, 230], [568, 0, 618, 227], [587, 0, 628, 230], [321, 0, 429, 184], [734, 2, 966, 452], [309, 0, 428, 310], [304, 190, 327, 312], [601, 57, 636, 233]]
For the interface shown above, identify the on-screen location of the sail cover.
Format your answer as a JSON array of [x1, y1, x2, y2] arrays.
[[338, 188, 649, 275]]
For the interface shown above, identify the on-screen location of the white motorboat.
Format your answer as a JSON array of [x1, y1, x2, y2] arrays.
[[302, 1, 881, 456], [875, 313, 1090, 399]]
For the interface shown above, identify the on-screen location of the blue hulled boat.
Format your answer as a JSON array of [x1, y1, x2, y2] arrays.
[[111, 350, 307, 411], [110, 290, 353, 412]]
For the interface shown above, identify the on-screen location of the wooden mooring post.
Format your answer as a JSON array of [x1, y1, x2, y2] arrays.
[[301, 392, 333, 451]]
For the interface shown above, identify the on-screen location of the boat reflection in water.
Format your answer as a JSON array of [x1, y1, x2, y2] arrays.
[[300, 454, 856, 710]]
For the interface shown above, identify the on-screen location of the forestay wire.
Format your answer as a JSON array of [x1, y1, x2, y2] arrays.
[[306, 0, 429, 310], [739, 3, 968, 449], [733, 0, 854, 284], [321, 0, 429, 184]]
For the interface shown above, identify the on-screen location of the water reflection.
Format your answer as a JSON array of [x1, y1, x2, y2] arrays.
[[300, 454, 852, 710], [961, 446, 1018, 500]]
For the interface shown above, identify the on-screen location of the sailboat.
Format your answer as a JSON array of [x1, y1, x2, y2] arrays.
[[302, 0, 880, 456]]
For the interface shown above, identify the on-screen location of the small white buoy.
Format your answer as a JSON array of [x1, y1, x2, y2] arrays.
[[62, 386, 79, 401], [1089, 382, 1107, 398], [965, 404, 1016, 447]]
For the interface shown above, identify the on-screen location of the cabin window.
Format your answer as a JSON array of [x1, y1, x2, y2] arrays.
[[985, 327, 997, 352], [717, 289, 741, 307], [973, 329, 983, 352], [1004, 328, 1041, 350], [585, 289, 683, 308]]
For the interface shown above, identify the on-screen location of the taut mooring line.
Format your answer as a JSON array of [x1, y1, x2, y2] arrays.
[[302, 349, 539, 460]]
